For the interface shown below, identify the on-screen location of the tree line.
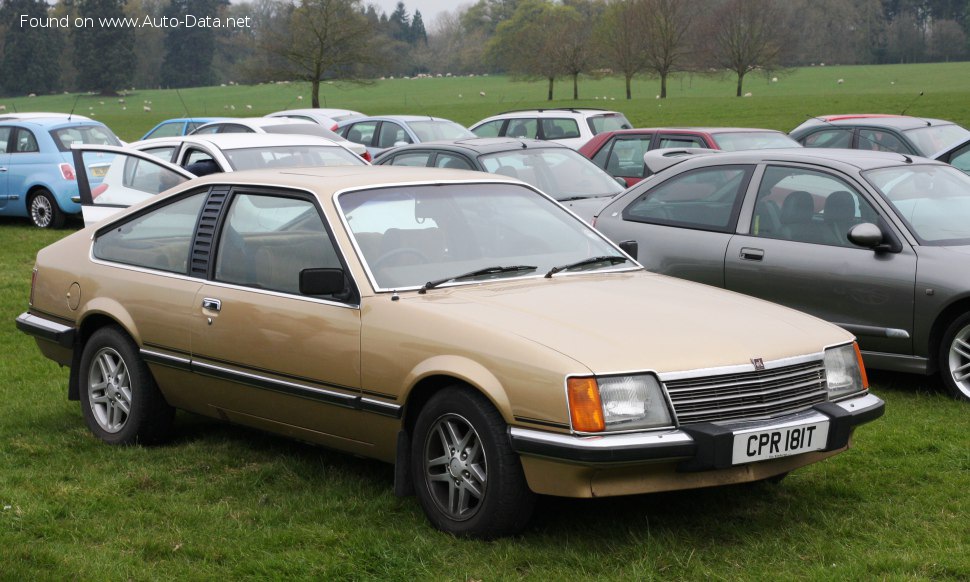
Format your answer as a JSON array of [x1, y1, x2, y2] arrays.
[[0, 0, 967, 100]]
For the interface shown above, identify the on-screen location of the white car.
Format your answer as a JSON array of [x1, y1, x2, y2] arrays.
[[470, 108, 633, 149], [72, 133, 368, 225], [190, 117, 369, 160], [265, 108, 366, 129]]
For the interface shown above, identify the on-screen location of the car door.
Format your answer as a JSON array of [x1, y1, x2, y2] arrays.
[[190, 188, 368, 447], [73, 144, 196, 225], [936, 140, 970, 173], [0, 126, 12, 211], [724, 164, 917, 355], [590, 134, 653, 185], [857, 127, 914, 154], [342, 120, 380, 157], [595, 163, 755, 286]]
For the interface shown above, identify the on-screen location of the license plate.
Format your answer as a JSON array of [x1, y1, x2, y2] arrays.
[[731, 420, 829, 465], [90, 166, 108, 177]]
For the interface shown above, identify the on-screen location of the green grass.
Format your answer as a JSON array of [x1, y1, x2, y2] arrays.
[[2, 63, 970, 580]]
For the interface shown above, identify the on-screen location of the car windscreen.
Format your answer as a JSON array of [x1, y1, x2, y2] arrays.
[[712, 132, 802, 151], [478, 148, 624, 200], [904, 124, 970, 156], [407, 120, 475, 141], [587, 114, 633, 134], [223, 145, 365, 170], [337, 183, 629, 290], [864, 164, 970, 245], [49, 125, 122, 152]]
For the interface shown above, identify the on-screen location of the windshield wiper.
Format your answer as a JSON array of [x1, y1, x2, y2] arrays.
[[419, 265, 537, 294], [544, 256, 629, 278], [558, 193, 617, 201]]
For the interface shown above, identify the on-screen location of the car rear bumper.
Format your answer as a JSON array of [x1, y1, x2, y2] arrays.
[[16, 312, 76, 347]]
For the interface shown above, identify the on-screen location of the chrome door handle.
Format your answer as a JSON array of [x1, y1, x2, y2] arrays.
[[0, 167, 7, 172], [739, 247, 765, 261], [201, 298, 222, 311]]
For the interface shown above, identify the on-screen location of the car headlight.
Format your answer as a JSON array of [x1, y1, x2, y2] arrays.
[[567, 374, 672, 433], [824, 342, 869, 400]]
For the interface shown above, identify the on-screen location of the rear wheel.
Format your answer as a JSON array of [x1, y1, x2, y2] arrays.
[[939, 313, 970, 402], [28, 189, 65, 229], [79, 326, 174, 444], [410, 387, 535, 538]]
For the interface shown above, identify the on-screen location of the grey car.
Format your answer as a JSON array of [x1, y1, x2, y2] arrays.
[[592, 148, 970, 401]]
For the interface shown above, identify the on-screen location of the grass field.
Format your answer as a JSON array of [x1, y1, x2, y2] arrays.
[[1, 63, 969, 580]]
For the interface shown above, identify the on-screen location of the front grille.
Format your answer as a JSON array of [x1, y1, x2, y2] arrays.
[[664, 360, 827, 425]]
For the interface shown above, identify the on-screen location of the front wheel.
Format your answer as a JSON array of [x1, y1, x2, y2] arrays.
[[939, 313, 970, 402], [28, 189, 65, 229], [79, 326, 175, 444], [410, 387, 535, 538]]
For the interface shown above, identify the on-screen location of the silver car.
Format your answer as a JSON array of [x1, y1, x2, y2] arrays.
[[593, 148, 970, 402]]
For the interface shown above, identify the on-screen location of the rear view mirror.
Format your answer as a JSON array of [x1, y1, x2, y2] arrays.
[[618, 240, 638, 261], [300, 268, 346, 296]]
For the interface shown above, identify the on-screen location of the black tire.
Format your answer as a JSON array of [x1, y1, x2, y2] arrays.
[[410, 386, 535, 538], [938, 313, 970, 402], [78, 326, 175, 445], [28, 189, 66, 229]]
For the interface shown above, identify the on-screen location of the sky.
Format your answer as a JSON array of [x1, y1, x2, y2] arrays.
[[365, 0, 466, 28]]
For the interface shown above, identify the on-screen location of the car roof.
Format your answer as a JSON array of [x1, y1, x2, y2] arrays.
[[338, 115, 459, 125], [379, 137, 569, 157], [268, 108, 363, 117], [129, 133, 341, 150], [154, 117, 230, 124], [492, 108, 620, 116], [799, 114, 956, 131], [599, 127, 789, 136], [0, 112, 92, 121], [14, 118, 109, 129], [667, 147, 946, 172]]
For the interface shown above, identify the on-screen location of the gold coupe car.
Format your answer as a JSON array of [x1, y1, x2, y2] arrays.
[[17, 166, 884, 537]]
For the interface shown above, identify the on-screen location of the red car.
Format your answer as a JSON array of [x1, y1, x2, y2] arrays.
[[579, 127, 801, 186]]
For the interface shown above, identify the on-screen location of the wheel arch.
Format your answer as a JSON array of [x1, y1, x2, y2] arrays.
[[69, 310, 139, 400], [927, 295, 970, 374]]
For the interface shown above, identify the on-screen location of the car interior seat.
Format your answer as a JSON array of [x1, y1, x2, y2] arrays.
[[823, 190, 857, 245], [779, 190, 821, 243]]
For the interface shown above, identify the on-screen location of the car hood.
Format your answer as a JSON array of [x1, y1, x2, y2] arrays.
[[397, 271, 851, 375], [559, 195, 615, 224]]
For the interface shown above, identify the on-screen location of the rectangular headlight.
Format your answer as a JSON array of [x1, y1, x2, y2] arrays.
[[568, 374, 672, 432], [824, 343, 868, 400]]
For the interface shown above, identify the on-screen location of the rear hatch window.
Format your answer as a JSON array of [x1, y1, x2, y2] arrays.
[[587, 113, 632, 135], [50, 124, 122, 152]]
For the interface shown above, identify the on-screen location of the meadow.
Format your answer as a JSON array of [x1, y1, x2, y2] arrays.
[[0, 63, 968, 580]]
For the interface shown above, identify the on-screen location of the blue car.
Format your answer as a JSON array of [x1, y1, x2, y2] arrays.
[[140, 117, 231, 141], [0, 117, 122, 228]]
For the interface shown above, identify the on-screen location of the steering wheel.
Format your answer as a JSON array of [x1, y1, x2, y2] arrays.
[[371, 247, 431, 269]]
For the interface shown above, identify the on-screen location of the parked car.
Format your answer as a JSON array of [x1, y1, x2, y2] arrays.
[[73, 134, 368, 225], [0, 116, 122, 228], [140, 117, 231, 141], [17, 165, 882, 537], [931, 135, 970, 174], [789, 114, 970, 157], [265, 108, 365, 129], [0, 112, 92, 121], [470, 108, 632, 150], [580, 127, 801, 186], [374, 137, 624, 220], [592, 147, 970, 401], [190, 117, 369, 160], [337, 115, 475, 157]]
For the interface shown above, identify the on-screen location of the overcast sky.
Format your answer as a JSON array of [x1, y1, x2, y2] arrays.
[[365, 0, 466, 28]]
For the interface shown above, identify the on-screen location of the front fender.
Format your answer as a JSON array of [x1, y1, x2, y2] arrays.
[[402, 355, 513, 421]]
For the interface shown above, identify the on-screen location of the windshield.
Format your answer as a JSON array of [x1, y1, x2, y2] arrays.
[[338, 183, 630, 290], [712, 132, 802, 151], [587, 114, 632, 134], [223, 145, 364, 170], [478, 148, 623, 200], [50, 125, 122, 151], [904, 124, 970, 156], [408, 120, 475, 141], [864, 164, 970, 245]]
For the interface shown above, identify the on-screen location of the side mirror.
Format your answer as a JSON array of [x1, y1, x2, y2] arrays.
[[300, 268, 346, 296], [618, 240, 638, 261], [394, 141, 409, 147], [847, 223, 884, 249], [614, 176, 627, 188]]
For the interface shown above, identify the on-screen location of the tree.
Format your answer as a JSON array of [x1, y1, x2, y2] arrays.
[[264, 0, 380, 107], [388, 1, 410, 43], [410, 10, 428, 45], [700, 0, 787, 97], [161, 0, 226, 88], [73, 0, 136, 95], [594, 0, 648, 100], [0, 0, 62, 95], [642, 0, 695, 98]]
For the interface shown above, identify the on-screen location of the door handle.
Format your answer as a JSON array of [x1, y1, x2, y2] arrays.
[[201, 298, 222, 312], [739, 247, 765, 261], [0, 167, 7, 172]]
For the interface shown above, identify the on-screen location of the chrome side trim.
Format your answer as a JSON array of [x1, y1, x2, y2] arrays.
[[141, 349, 191, 371], [860, 351, 929, 374], [15, 312, 75, 347], [837, 322, 911, 339], [657, 351, 825, 382], [192, 360, 358, 408], [360, 397, 403, 418]]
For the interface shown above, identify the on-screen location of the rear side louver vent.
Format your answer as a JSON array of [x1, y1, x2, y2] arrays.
[[190, 186, 231, 277]]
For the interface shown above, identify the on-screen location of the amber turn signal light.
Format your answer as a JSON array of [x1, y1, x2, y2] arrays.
[[854, 342, 869, 389], [567, 377, 605, 432]]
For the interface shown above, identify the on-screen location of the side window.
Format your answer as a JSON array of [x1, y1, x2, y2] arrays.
[[93, 191, 206, 274], [506, 118, 537, 139], [140, 147, 177, 162], [78, 150, 191, 207], [193, 124, 222, 135], [948, 143, 970, 174], [801, 128, 852, 148], [434, 154, 473, 170], [345, 121, 377, 146], [752, 165, 879, 247], [858, 129, 907, 153], [622, 165, 753, 232], [387, 152, 431, 167], [472, 119, 504, 138], [144, 122, 183, 140], [0, 127, 11, 153], [657, 135, 705, 149], [378, 122, 411, 148], [183, 148, 214, 166], [13, 129, 39, 153], [541, 118, 580, 140], [605, 137, 651, 178], [214, 193, 346, 298], [218, 124, 252, 134]]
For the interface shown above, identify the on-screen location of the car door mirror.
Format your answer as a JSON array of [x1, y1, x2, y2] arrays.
[[614, 176, 627, 188], [618, 240, 638, 261], [847, 223, 884, 249], [300, 268, 346, 296], [394, 141, 409, 147]]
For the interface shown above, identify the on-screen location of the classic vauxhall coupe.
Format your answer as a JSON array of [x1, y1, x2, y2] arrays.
[[17, 166, 883, 537]]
